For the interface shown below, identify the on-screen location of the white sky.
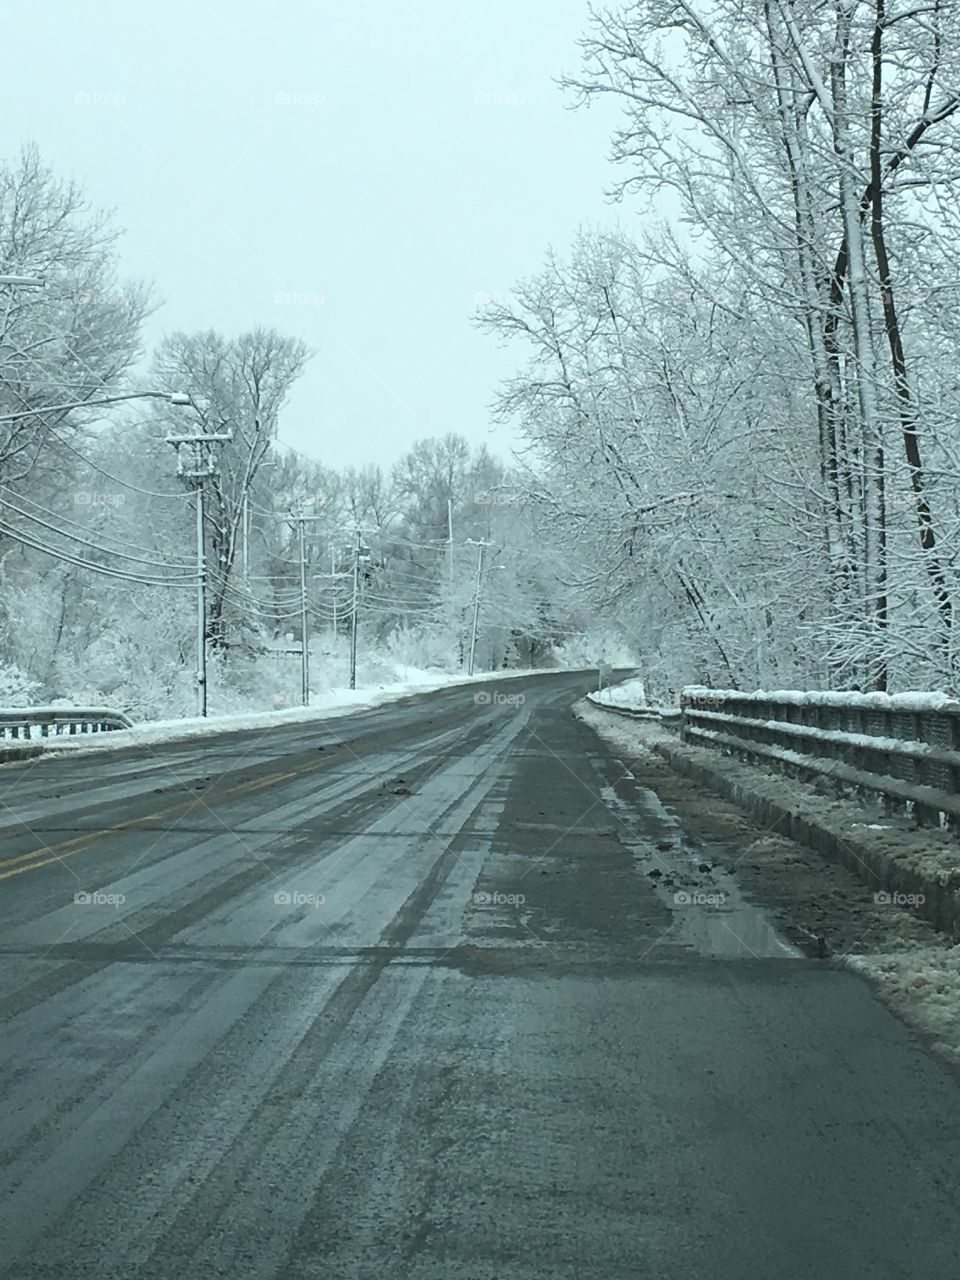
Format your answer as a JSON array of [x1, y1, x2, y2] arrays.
[[1, 1, 637, 470]]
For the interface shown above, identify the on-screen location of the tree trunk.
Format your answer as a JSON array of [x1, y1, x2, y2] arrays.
[[831, 2, 888, 689]]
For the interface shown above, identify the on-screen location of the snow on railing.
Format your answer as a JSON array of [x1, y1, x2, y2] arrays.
[[680, 687, 960, 827], [0, 706, 134, 741]]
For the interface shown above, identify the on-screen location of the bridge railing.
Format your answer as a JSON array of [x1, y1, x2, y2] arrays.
[[0, 707, 134, 742], [680, 687, 960, 828]]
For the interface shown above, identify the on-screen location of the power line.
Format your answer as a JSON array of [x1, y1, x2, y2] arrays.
[[0, 483, 195, 563], [0, 493, 196, 571], [0, 519, 198, 586], [45, 426, 193, 499], [371, 533, 449, 551]]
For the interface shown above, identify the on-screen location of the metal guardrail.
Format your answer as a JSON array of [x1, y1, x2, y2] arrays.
[[588, 698, 656, 720], [605, 703, 679, 724], [680, 687, 960, 827], [586, 693, 683, 728], [0, 707, 134, 741]]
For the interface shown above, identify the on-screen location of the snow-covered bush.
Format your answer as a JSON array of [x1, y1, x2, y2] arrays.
[[0, 662, 41, 707]]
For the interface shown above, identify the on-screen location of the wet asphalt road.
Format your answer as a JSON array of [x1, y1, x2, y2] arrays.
[[2, 671, 960, 1278]]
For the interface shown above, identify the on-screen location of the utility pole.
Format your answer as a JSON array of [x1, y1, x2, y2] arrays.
[[195, 488, 206, 713], [241, 491, 249, 582], [331, 546, 338, 638], [467, 539, 491, 677], [298, 516, 309, 706], [287, 510, 328, 706], [350, 528, 361, 690], [166, 430, 232, 717], [240, 459, 275, 585], [447, 498, 454, 587]]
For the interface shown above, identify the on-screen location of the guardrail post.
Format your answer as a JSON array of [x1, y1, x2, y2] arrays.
[[0, 707, 133, 744]]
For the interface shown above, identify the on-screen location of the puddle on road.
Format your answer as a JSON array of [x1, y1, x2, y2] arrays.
[[600, 783, 801, 960]]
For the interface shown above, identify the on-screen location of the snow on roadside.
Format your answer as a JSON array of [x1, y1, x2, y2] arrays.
[[35, 666, 574, 758], [578, 701, 960, 911], [683, 685, 959, 713], [577, 702, 677, 754], [578, 698, 960, 1069], [849, 949, 960, 1067], [588, 676, 649, 709]]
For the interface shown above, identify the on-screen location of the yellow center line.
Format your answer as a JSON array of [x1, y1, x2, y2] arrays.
[[0, 703, 475, 885], [0, 765, 320, 883]]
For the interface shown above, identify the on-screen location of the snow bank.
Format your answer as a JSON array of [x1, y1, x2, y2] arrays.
[[848, 948, 960, 1066], [589, 676, 649, 709], [580, 700, 960, 936]]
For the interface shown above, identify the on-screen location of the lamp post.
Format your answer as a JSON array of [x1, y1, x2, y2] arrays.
[[0, 389, 193, 424]]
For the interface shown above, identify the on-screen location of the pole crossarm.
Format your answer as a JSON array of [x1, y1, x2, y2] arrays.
[[165, 432, 233, 482]]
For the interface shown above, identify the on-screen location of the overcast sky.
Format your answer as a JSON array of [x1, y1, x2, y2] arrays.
[[2, 1, 631, 470]]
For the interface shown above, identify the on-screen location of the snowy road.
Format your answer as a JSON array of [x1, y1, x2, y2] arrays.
[[2, 671, 960, 1277]]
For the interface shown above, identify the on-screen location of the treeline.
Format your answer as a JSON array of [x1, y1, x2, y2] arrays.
[[480, 0, 960, 695], [0, 147, 616, 716]]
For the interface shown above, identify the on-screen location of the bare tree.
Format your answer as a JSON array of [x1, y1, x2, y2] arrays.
[[150, 327, 311, 649], [557, 0, 960, 689], [0, 144, 155, 489]]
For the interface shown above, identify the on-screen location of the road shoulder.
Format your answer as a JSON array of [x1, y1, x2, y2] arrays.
[[578, 699, 960, 1071]]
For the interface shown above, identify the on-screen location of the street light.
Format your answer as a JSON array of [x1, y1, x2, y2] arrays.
[[0, 275, 44, 288], [0, 389, 192, 424]]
